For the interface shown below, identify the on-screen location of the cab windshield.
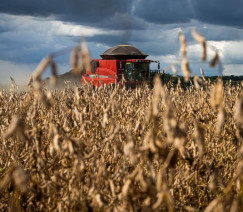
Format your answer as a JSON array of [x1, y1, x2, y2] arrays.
[[124, 62, 149, 81]]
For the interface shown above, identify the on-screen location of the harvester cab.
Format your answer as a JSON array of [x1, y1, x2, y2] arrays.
[[82, 45, 160, 87], [124, 59, 160, 83]]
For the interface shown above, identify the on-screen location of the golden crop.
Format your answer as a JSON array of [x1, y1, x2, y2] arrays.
[[0, 76, 243, 211]]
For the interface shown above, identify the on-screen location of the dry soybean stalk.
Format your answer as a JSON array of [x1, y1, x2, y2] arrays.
[[191, 28, 207, 61], [179, 32, 187, 58], [210, 51, 219, 67], [181, 57, 191, 82]]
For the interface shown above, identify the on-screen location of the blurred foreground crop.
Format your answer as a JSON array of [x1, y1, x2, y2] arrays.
[[0, 77, 243, 211]]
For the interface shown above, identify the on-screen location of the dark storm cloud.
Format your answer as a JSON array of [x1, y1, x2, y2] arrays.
[[1, 0, 243, 29], [0, 26, 73, 64], [134, 0, 193, 24], [191, 0, 243, 28], [0, 26, 12, 33], [134, 0, 243, 28], [87, 35, 128, 46], [0, 0, 138, 29], [0, 46, 52, 63], [65, 34, 126, 47]]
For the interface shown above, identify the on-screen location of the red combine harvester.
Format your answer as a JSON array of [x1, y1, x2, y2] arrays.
[[82, 45, 160, 87]]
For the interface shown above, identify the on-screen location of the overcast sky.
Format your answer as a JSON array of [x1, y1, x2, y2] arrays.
[[0, 0, 243, 84]]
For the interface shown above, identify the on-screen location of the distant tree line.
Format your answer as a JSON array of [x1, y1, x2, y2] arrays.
[[150, 71, 243, 88]]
